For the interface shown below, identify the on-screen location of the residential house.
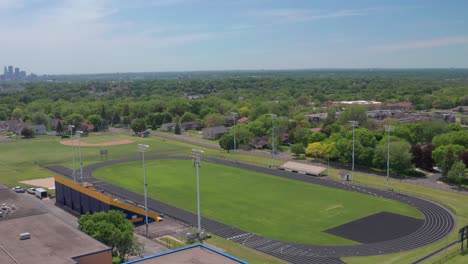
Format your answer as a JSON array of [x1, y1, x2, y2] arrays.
[[160, 122, 177, 132], [0, 119, 31, 134], [250, 136, 269, 149], [181, 121, 202, 131], [80, 122, 95, 132], [366, 110, 402, 120], [238, 117, 249, 124], [26, 124, 47, 135], [305, 113, 328, 123], [49, 118, 62, 129], [202, 126, 229, 140]]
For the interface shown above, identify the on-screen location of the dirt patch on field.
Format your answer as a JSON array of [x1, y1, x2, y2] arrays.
[[60, 139, 135, 147], [20, 177, 56, 189]]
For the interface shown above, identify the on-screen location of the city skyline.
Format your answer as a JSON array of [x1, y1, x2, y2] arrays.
[[1, 0, 468, 74]]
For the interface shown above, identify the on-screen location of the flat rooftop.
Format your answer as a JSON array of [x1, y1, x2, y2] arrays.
[[126, 244, 248, 264], [280, 161, 326, 176], [0, 187, 109, 264]]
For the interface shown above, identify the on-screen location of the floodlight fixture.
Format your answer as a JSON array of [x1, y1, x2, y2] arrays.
[[192, 148, 203, 239], [349, 121, 358, 179], [384, 125, 395, 189], [68, 125, 76, 181], [76, 130, 84, 184], [231, 112, 238, 154], [137, 144, 150, 236]]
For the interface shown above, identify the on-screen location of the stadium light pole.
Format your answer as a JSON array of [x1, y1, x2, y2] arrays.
[[385, 125, 395, 190], [349, 121, 359, 180], [192, 148, 204, 240], [76, 130, 84, 184], [138, 144, 150, 237], [269, 114, 278, 168], [68, 125, 76, 182], [231, 112, 238, 154]]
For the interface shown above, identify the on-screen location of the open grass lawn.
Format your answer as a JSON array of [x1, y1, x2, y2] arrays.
[[0, 133, 280, 186], [94, 159, 422, 245], [1, 133, 467, 263]]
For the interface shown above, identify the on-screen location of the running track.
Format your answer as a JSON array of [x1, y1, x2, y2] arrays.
[[47, 156, 455, 264]]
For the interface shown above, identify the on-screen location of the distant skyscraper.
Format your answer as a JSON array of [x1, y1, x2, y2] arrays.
[[14, 67, 20, 77], [8, 66, 13, 75]]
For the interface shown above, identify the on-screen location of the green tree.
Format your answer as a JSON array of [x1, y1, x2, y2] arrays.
[[432, 130, 468, 148], [219, 134, 235, 152], [307, 132, 327, 144], [56, 121, 63, 136], [31, 112, 50, 128], [78, 210, 143, 262], [87, 114, 103, 132], [174, 122, 181, 134], [64, 113, 84, 131], [373, 140, 413, 175], [21, 127, 34, 138], [338, 105, 367, 126], [447, 160, 466, 184], [432, 144, 464, 177], [291, 143, 305, 157], [228, 124, 253, 145], [11, 107, 25, 120], [203, 113, 225, 127], [131, 118, 146, 133], [111, 112, 121, 126], [180, 112, 198, 123]]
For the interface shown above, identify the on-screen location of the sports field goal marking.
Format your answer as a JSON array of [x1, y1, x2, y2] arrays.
[[325, 204, 344, 217]]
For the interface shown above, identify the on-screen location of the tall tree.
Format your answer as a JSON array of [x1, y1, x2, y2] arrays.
[[373, 141, 413, 175], [130, 118, 146, 133], [219, 134, 235, 152], [432, 144, 464, 177], [87, 114, 103, 132], [56, 121, 63, 135], [338, 105, 367, 126], [447, 161, 466, 184], [79, 210, 143, 262]]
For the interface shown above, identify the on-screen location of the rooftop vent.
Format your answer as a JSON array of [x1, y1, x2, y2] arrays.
[[20, 233, 31, 240]]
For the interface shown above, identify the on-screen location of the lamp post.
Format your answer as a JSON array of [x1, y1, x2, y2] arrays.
[[192, 148, 204, 240], [231, 112, 238, 154], [384, 125, 395, 190], [76, 130, 84, 184], [269, 114, 278, 168], [349, 121, 359, 180], [68, 125, 76, 182], [138, 144, 150, 237]]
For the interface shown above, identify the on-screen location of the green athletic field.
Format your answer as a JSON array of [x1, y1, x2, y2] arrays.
[[94, 159, 423, 245]]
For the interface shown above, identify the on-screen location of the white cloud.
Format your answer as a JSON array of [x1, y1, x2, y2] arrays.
[[372, 36, 468, 52], [0, 0, 219, 73], [253, 8, 368, 23]]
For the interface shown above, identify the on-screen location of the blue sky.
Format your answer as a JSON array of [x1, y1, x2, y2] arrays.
[[0, 0, 467, 74]]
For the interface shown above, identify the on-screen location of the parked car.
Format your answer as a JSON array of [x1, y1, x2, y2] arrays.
[[12, 186, 25, 193], [26, 188, 36, 194]]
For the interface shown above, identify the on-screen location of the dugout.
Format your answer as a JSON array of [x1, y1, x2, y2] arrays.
[[55, 176, 162, 225]]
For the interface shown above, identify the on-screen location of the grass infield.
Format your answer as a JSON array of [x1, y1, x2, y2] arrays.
[[94, 159, 423, 245]]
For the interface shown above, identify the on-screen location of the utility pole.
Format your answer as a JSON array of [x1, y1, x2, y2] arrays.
[[349, 121, 359, 180], [192, 148, 204, 240], [385, 125, 395, 190], [76, 130, 83, 184], [68, 125, 76, 182], [270, 114, 277, 168], [138, 144, 150, 237], [231, 112, 238, 155]]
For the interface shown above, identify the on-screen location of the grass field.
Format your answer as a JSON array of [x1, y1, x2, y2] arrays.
[[1, 133, 467, 263], [94, 159, 422, 245]]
